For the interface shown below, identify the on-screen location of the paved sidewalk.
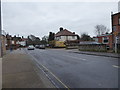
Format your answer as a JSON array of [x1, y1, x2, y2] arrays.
[[67, 49, 120, 58], [0, 58, 2, 90], [2, 50, 55, 88]]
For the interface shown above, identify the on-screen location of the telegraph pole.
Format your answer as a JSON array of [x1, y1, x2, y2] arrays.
[[0, 0, 1, 34], [0, 0, 2, 57]]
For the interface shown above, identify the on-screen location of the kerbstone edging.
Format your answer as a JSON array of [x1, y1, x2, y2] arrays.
[[74, 52, 119, 58], [0, 58, 2, 90]]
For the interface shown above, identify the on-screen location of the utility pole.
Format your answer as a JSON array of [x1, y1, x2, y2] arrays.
[[115, 36, 118, 53], [0, 0, 1, 57], [0, 0, 2, 57], [0, 0, 1, 34]]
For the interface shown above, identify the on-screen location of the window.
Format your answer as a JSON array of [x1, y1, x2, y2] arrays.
[[113, 26, 116, 31], [94, 38, 98, 42], [72, 36, 75, 39], [103, 37, 109, 44], [59, 36, 61, 39], [119, 18, 120, 25], [56, 37, 60, 41]]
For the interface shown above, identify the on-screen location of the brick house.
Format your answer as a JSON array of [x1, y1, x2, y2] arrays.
[[112, 12, 120, 40], [111, 12, 120, 52], [6, 34, 22, 50], [93, 12, 120, 52], [18, 38, 27, 47], [93, 33, 113, 50]]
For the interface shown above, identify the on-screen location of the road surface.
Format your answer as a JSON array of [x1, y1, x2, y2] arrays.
[[24, 48, 118, 88]]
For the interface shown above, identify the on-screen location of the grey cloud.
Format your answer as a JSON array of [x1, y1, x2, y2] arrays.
[[2, 2, 118, 38]]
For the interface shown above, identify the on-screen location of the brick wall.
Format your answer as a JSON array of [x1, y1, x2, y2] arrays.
[[112, 13, 120, 43], [79, 44, 107, 52]]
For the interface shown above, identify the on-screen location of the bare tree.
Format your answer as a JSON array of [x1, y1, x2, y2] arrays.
[[95, 24, 110, 36]]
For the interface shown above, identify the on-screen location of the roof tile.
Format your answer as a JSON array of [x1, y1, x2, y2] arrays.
[[55, 29, 78, 37]]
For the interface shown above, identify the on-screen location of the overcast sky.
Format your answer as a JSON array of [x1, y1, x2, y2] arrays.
[[2, 1, 118, 38]]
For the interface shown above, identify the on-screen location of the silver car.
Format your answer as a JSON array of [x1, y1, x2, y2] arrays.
[[39, 45, 45, 49], [27, 45, 35, 50]]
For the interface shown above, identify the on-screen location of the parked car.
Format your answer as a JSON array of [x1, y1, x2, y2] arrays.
[[35, 45, 40, 49], [39, 45, 45, 49], [27, 45, 35, 50]]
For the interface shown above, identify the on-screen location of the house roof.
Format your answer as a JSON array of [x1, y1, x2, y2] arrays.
[[55, 29, 78, 37], [93, 33, 112, 38], [112, 12, 120, 16]]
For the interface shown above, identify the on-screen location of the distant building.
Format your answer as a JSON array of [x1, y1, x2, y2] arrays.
[[93, 33, 113, 50], [55, 27, 79, 42], [6, 34, 27, 49], [93, 12, 120, 52], [27, 35, 41, 45], [54, 27, 79, 47], [18, 38, 27, 47], [28, 35, 36, 41]]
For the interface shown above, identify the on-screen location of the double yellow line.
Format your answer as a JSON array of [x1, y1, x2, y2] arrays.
[[40, 63, 70, 90], [25, 49, 70, 90]]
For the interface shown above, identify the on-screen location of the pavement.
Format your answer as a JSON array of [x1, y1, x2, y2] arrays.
[[66, 49, 120, 58], [24, 48, 119, 88], [0, 58, 2, 90], [2, 49, 55, 88]]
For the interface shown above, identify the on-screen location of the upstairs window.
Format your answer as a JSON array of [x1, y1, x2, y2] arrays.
[[113, 26, 116, 31], [119, 18, 120, 25]]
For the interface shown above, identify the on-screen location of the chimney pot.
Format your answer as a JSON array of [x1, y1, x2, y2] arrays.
[[73, 32, 75, 34], [60, 27, 63, 31]]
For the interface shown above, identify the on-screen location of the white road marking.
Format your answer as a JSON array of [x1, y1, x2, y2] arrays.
[[63, 55, 87, 61], [40, 50, 87, 61], [112, 65, 120, 68], [82, 58, 86, 61]]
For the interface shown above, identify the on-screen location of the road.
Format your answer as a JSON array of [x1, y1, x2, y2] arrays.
[[24, 48, 118, 88]]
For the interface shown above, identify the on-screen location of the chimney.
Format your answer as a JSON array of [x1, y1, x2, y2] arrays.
[[111, 12, 113, 15], [60, 27, 63, 31], [73, 32, 75, 34]]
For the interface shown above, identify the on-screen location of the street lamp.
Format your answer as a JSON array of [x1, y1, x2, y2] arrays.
[[0, 0, 2, 57]]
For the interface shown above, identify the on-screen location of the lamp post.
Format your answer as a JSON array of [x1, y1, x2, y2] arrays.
[[0, 0, 2, 57], [0, 0, 1, 34]]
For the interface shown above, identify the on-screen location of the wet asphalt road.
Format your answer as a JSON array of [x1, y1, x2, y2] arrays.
[[24, 48, 118, 88]]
